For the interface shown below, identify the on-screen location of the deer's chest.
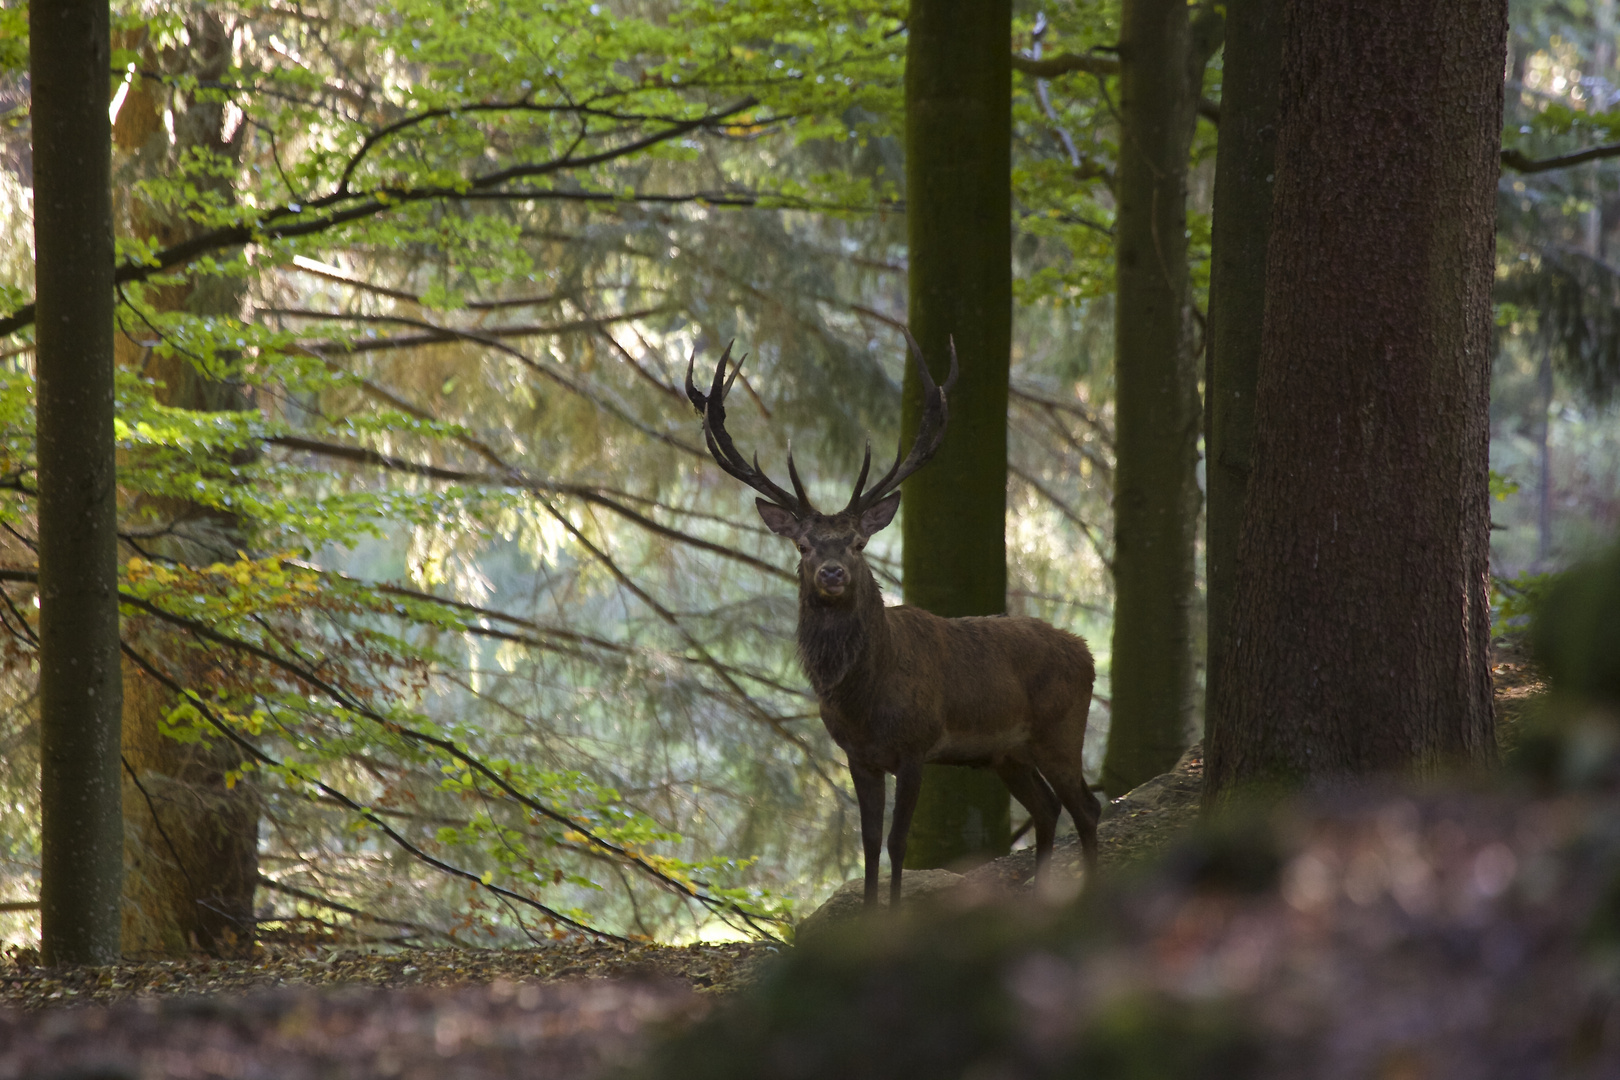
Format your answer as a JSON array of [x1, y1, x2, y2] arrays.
[[816, 683, 937, 770]]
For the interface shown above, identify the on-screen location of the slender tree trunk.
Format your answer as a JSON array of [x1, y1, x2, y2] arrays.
[[111, 15, 261, 958], [1536, 345, 1553, 568], [900, 0, 1013, 869], [1592, 0, 1615, 260], [1100, 0, 1206, 796], [1204, 0, 1504, 805], [33, 0, 124, 966], [1204, 0, 1282, 754]]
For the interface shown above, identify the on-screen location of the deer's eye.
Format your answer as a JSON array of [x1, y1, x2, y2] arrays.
[[853, 539, 866, 552], [797, 542, 810, 553]]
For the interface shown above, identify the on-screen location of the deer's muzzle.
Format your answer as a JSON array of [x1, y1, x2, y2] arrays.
[[815, 564, 849, 596]]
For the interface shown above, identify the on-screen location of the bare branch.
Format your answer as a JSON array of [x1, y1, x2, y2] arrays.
[[1502, 143, 1620, 174], [334, 319, 703, 457], [257, 874, 455, 940], [114, 598, 784, 938], [280, 256, 640, 313], [1010, 46, 1219, 129], [263, 309, 668, 355], [268, 434, 478, 482], [532, 494, 841, 800], [1, 97, 758, 340], [1009, 384, 1115, 448], [1010, 463, 1114, 573], [119, 639, 627, 942], [265, 434, 793, 580], [1011, 52, 1120, 78]]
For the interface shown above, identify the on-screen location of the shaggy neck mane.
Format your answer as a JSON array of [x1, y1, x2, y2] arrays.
[[796, 569, 889, 697]]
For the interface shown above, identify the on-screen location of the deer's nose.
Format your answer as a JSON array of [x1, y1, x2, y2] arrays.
[[816, 564, 848, 592]]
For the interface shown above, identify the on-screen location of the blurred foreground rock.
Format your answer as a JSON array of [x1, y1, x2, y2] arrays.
[[0, 978, 702, 1080], [1531, 541, 1620, 705], [631, 788, 1620, 1080], [1518, 541, 1620, 791], [794, 869, 966, 945]]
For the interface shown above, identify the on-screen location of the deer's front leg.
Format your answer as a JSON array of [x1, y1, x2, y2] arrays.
[[850, 763, 886, 907], [887, 758, 923, 909]]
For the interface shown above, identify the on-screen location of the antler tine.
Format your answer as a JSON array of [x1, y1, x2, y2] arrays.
[[841, 439, 874, 514], [686, 345, 808, 516], [687, 346, 748, 472], [785, 442, 815, 511], [850, 331, 957, 513], [683, 348, 709, 414], [904, 328, 961, 397]]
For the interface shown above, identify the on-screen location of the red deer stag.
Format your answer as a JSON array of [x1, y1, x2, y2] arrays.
[[686, 334, 1100, 907]]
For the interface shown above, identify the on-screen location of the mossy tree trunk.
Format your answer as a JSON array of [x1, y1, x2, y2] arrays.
[[33, 0, 124, 966], [1100, 0, 1216, 797], [1203, 0, 1504, 805], [112, 14, 261, 958], [900, 0, 1014, 870], [1203, 0, 1282, 754]]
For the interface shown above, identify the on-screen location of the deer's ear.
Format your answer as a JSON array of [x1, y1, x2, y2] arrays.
[[756, 499, 804, 538], [859, 492, 901, 536]]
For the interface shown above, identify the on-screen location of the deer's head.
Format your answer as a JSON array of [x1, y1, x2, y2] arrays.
[[686, 333, 958, 604]]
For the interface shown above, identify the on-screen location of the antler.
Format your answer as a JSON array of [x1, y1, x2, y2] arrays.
[[685, 343, 815, 517], [686, 333, 959, 521], [843, 331, 959, 515]]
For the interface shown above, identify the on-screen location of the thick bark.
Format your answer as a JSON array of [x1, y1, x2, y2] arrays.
[[112, 15, 261, 958], [1203, 0, 1504, 804], [33, 0, 124, 965], [1204, 0, 1282, 752], [1100, 0, 1205, 796], [900, 0, 1013, 869]]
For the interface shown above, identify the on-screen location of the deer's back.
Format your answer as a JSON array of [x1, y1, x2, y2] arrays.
[[887, 607, 1093, 679]]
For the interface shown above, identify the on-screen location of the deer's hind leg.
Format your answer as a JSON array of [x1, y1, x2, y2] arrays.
[[1036, 700, 1102, 873], [1045, 766, 1101, 871], [995, 762, 1060, 879]]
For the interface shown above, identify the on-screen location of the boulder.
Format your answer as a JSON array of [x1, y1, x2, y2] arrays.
[[793, 869, 963, 944]]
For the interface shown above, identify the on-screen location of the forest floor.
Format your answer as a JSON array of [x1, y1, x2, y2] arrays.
[[0, 938, 775, 1008], [0, 746, 1219, 1012], [0, 649, 1552, 1078]]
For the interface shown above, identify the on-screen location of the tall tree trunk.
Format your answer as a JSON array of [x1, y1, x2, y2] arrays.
[[1203, 0, 1504, 805], [111, 15, 260, 958], [32, 0, 124, 965], [1204, 0, 1282, 755], [900, 0, 1013, 869], [1100, 0, 1207, 796]]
